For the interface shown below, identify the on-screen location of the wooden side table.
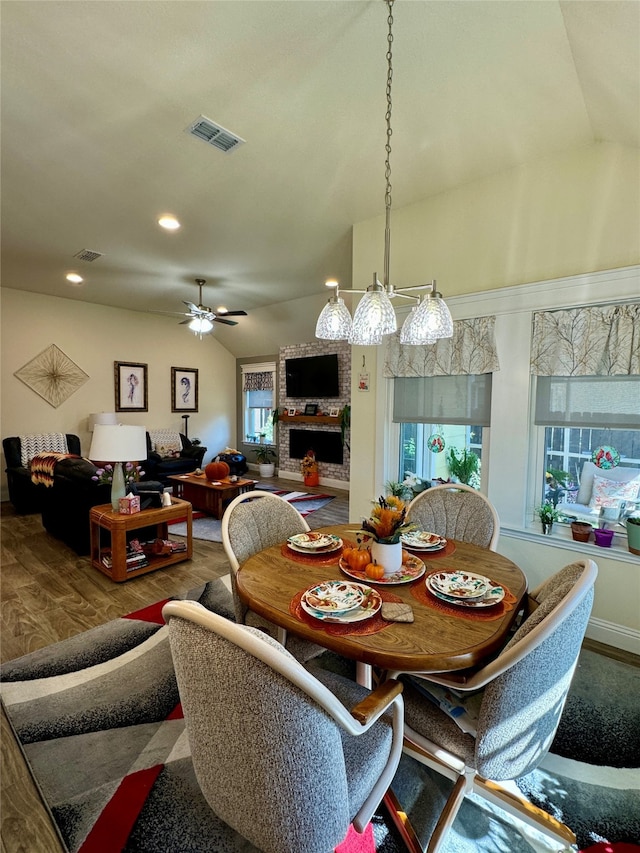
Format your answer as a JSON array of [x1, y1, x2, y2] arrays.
[[168, 474, 255, 518], [89, 497, 193, 582]]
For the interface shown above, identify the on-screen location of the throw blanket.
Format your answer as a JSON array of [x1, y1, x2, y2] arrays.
[[149, 429, 182, 457], [30, 452, 76, 487], [19, 433, 68, 468]]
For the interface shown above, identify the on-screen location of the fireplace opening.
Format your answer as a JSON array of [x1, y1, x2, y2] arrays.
[[289, 429, 343, 465]]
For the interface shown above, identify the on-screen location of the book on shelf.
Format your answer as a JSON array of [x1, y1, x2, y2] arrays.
[[100, 549, 149, 569]]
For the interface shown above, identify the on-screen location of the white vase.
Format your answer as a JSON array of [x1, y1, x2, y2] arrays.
[[370, 540, 403, 575]]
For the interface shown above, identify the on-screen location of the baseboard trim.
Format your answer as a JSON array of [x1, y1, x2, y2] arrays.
[[586, 617, 640, 657]]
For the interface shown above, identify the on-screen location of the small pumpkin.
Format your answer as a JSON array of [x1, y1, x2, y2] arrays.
[[365, 560, 385, 580], [205, 461, 230, 481], [347, 548, 371, 573]]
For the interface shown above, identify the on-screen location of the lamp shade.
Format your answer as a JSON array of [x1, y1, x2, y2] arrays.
[[88, 424, 147, 463], [189, 316, 213, 334], [411, 294, 454, 341], [88, 412, 118, 431], [315, 297, 352, 340], [349, 289, 396, 345]]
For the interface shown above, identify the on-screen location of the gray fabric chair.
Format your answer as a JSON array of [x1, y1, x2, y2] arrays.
[[163, 600, 404, 853], [221, 489, 323, 661], [388, 559, 597, 853], [407, 483, 500, 550]]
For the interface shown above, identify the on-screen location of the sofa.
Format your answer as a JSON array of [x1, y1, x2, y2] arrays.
[[556, 460, 640, 522], [3, 433, 82, 514], [143, 431, 207, 485]]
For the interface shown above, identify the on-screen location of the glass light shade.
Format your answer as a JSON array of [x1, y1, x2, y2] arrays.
[[411, 295, 454, 341], [349, 289, 396, 345], [315, 297, 352, 340], [189, 316, 214, 334]]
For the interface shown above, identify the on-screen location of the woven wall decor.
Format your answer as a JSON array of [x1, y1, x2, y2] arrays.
[[14, 344, 89, 408]]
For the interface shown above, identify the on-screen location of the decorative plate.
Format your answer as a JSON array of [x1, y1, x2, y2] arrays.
[[427, 579, 505, 609], [427, 433, 445, 453], [287, 535, 343, 555], [301, 584, 382, 623], [591, 445, 620, 470], [340, 553, 425, 585], [300, 580, 365, 615], [288, 532, 338, 551], [427, 571, 490, 599], [401, 531, 446, 550]]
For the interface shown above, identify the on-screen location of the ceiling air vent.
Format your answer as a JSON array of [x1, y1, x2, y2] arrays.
[[185, 115, 245, 154], [73, 249, 103, 262]]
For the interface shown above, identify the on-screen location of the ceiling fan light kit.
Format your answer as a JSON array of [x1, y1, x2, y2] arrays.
[[180, 278, 247, 338], [315, 0, 453, 347]]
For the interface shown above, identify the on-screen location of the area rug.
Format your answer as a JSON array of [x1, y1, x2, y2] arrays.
[[1, 577, 638, 853], [168, 492, 335, 542]]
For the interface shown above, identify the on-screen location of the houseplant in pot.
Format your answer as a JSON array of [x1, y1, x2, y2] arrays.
[[446, 447, 480, 488], [535, 501, 559, 534], [300, 450, 319, 487], [254, 444, 276, 478], [626, 516, 640, 555]]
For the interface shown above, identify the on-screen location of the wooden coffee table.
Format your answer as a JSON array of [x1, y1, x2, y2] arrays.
[[168, 473, 256, 518]]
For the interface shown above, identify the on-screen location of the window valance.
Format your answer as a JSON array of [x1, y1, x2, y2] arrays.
[[242, 370, 274, 392], [384, 316, 499, 378], [530, 303, 640, 376]]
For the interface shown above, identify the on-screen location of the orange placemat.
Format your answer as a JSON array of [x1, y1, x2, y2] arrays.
[[410, 572, 516, 622], [290, 587, 403, 636]]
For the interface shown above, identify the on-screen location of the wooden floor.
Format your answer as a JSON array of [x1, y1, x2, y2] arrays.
[[0, 476, 349, 853]]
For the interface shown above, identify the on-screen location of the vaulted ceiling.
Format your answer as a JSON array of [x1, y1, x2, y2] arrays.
[[2, 1, 638, 339]]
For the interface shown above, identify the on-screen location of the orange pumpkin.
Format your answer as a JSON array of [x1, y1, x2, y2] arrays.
[[205, 461, 230, 481], [365, 561, 385, 580], [347, 548, 371, 573]]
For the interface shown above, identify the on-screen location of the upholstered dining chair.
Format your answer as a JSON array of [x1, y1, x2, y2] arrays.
[[387, 559, 597, 853], [407, 483, 500, 550], [221, 489, 323, 660], [163, 600, 405, 853]]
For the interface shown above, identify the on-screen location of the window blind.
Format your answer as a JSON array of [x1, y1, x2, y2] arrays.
[[535, 375, 640, 428], [393, 374, 492, 426]]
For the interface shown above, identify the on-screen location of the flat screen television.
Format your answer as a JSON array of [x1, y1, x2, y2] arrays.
[[285, 353, 340, 398]]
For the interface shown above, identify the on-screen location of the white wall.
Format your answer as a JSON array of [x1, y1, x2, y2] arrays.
[[1, 288, 237, 499]]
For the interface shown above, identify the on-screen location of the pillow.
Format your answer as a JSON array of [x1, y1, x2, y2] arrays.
[[588, 473, 640, 509]]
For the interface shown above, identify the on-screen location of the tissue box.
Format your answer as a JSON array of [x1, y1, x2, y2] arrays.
[[119, 494, 141, 514]]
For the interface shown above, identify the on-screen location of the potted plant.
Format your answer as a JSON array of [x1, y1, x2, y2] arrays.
[[446, 447, 480, 487], [340, 404, 351, 451], [361, 494, 415, 575], [626, 516, 640, 555], [300, 450, 319, 486], [254, 444, 276, 478], [535, 501, 559, 534]]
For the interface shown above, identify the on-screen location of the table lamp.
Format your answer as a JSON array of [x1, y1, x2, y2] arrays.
[[88, 424, 147, 511]]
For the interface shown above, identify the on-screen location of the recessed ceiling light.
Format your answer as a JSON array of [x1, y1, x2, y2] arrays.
[[158, 215, 181, 231], [66, 273, 84, 284]]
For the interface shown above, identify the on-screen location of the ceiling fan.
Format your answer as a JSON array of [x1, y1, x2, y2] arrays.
[[180, 278, 247, 334]]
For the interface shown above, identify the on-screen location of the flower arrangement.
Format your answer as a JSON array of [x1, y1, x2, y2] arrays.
[[402, 472, 428, 497], [92, 462, 144, 485], [300, 450, 318, 477], [361, 495, 415, 544]]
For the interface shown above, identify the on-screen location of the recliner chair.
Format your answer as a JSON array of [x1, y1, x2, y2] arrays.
[[142, 432, 206, 484]]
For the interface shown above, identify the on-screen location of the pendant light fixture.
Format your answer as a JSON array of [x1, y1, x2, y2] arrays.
[[315, 0, 453, 346]]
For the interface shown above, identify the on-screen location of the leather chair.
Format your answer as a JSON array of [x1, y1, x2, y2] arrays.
[[163, 600, 404, 853], [3, 434, 81, 514], [142, 432, 206, 485]]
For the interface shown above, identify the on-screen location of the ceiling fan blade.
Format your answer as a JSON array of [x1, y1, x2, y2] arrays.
[[217, 310, 247, 317], [213, 317, 238, 326], [183, 301, 200, 312], [179, 318, 194, 325]]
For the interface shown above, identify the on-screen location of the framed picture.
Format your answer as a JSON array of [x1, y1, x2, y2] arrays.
[[287, 408, 297, 416], [304, 403, 318, 416], [329, 407, 340, 417], [171, 366, 199, 412], [115, 361, 148, 412]]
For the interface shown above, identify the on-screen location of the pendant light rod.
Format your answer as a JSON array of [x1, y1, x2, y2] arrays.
[[315, 0, 454, 345]]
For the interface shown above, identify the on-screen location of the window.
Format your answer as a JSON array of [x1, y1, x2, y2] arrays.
[[393, 374, 491, 489], [241, 363, 276, 445], [535, 374, 640, 511]]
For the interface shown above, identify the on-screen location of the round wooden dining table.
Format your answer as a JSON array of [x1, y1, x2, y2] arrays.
[[236, 524, 527, 681]]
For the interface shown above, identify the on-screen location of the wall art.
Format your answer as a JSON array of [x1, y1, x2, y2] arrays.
[[115, 361, 148, 412], [14, 344, 89, 408], [171, 367, 198, 413]]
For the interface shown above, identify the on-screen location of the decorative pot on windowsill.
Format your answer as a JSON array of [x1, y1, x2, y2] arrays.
[[626, 517, 640, 555], [536, 501, 559, 535], [571, 521, 593, 542]]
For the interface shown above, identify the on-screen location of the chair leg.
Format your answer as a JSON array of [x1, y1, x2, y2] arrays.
[[474, 777, 577, 848]]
